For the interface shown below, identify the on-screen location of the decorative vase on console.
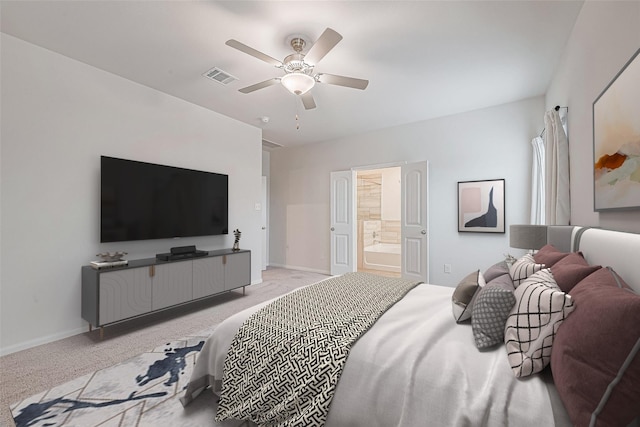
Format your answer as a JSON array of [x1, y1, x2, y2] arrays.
[[232, 229, 241, 251]]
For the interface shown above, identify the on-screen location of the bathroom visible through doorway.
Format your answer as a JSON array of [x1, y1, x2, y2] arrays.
[[356, 167, 401, 278]]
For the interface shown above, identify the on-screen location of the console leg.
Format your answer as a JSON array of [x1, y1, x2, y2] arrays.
[[243, 286, 246, 296], [89, 324, 93, 333], [100, 327, 104, 340]]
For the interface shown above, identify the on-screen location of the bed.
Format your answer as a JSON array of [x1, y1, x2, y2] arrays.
[[181, 226, 640, 427]]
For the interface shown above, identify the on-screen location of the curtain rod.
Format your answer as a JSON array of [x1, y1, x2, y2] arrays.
[[539, 105, 568, 138]]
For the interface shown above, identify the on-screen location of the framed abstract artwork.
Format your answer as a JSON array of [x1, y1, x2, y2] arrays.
[[593, 48, 640, 211], [458, 179, 505, 233]]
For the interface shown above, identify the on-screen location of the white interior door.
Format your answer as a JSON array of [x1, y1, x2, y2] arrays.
[[401, 161, 429, 282], [330, 170, 356, 275], [261, 176, 268, 270]]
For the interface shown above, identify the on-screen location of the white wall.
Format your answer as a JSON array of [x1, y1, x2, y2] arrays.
[[262, 150, 271, 178], [546, 1, 640, 232], [262, 149, 271, 267], [0, 34, 263, 355], [269, 96, 544, 285]]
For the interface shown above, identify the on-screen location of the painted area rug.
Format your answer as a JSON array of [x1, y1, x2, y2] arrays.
[[10, 335, 242, 427]]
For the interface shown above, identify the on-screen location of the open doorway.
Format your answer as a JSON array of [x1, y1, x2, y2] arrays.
[[330, 161, 428, 281], [356, 167, 401, 278]]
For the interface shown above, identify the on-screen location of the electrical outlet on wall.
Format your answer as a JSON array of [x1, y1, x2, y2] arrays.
[[444, 264, 452, 274]]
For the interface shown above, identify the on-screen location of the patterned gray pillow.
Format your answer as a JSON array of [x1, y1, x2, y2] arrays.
[[472, 274, 516, 349]]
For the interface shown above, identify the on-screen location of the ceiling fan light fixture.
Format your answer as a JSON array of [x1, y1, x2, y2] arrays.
[[281, 72, 315, 95]]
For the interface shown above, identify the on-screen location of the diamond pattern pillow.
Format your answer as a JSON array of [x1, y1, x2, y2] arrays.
[[471, 274, 516, 349], [504, 269, 575, 377], [509, 254, 545, 287]]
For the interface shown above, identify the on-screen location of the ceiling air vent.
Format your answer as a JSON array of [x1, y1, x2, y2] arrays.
[[262, 139, 283, 149], [202, 67, 238, 85]]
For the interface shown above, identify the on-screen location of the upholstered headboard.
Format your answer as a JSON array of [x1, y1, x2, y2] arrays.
[[577, 228, 640, 293], [547, 226, 640, 293]]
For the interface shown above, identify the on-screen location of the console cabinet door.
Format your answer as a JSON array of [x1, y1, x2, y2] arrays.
[[99, 268, 152, 325], [152, 261, 193, 311], [192, 256, 225, 299], [224, 252, 251, 290]]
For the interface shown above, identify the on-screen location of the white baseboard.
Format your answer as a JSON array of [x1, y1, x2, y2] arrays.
[[1, 326, 87, 357], [268, 263, 330, 275]]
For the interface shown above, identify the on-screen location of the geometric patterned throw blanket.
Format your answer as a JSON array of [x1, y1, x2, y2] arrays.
[[215, 272, 421, 426]]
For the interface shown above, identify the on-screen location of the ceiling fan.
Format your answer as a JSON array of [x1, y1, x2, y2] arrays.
[[226, 28, 368, 110]]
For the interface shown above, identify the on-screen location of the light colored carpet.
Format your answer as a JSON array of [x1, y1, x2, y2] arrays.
[[1, 267, 328, 427]]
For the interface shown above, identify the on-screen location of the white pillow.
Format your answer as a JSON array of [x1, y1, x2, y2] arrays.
[[509, 254, 545, 287], [504, 269, 575, 378]]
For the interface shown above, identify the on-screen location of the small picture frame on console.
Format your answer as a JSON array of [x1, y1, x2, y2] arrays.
[[458, 179, 505, 233]]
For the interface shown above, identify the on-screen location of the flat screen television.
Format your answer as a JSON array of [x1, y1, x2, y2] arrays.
[[100, 156, 228, 243]]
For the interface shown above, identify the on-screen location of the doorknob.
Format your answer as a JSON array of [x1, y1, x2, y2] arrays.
[[262, 226, 266, 230], [331, 227, 335, 231], [421, 229, 427, 234]]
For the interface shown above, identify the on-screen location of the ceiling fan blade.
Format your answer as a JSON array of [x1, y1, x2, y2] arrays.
[[238, 78, 281, 94], [304, 28, 343, 65], [226, 39, 283, 67], [300, 92, 316, 110], [317, 73, 369, 90]]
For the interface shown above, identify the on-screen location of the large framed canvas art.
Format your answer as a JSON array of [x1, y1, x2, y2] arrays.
[[457, 179, 505, 233], [593, 48, 640, 211]]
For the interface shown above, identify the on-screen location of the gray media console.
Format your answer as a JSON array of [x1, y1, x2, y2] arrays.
[[81, 249, 250, 338]]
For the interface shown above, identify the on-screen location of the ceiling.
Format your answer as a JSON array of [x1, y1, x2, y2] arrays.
[[0, 1, 584, 148]]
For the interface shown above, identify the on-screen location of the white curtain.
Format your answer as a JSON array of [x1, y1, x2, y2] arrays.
[[543, 109, 570, 225], [530, 136, 545, 224]]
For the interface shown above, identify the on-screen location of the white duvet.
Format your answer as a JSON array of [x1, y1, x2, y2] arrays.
[[183, 283, 571, 426]]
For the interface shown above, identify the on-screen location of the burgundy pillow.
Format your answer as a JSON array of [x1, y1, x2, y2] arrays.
[[534, 244, 571, 268], [551, 267, 640, 427], [550, 253, 601, 292]]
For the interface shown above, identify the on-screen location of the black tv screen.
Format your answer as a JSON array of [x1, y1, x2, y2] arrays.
[[101, 156, 228, 243]]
